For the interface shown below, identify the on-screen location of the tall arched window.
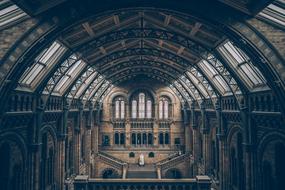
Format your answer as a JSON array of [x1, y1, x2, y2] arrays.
[[114, 97, 125, 119], [131, 91, 154, 119], [165, 133, 169, 144], [132, 100, 137, 118], [159, 97, 171, 120], [148, 133, 153, 145], [114, 133, 119, 145], [159, 100, 163, 119], [115, 101, 120, 119], [120, 133, 125, 145], [159, 133, 164, 145], [147, 100, 152, 118], [139, 93, 145, 118], [121, 100, 125, 119], [164, 100, 169, 119]]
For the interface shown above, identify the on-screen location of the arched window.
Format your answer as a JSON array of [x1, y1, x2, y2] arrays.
[[114, 133, 119, 145], [115, 100, 120, 119], [121, 100, 125, 119], [137, 133, 142, 145], [159, 100, 163, 119], [143, 133, 147, 145], [159, 133, 164, 145], [131, 91, 153, 119], [159, 97, 171, 120], [131, 133, 136, 145], [148, 133, 153, 145], [147, 100, 152, 118], [139, 93, 145, 118], [120, 133, 125, 145], [132, 100, 137, 118], [129, 152, 135, 158], [164, 100, 169, 119], [149, 152, 155, 158], [165, 133, 169, 145], [114, 97, 125, 119]]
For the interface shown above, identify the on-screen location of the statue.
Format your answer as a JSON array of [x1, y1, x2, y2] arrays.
[[138, 153, 145, 166]]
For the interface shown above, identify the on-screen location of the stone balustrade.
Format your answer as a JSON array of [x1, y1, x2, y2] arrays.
[[73, 175, 211, 190]]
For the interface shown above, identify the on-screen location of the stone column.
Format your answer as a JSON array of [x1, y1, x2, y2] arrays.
[[85, 102, 94, 176], [58, 100, 69, 190], [29, 102, 44, 190], [216, 99, 226, 190], [200, 101, 210, 174], [153, 120, 159, 147], [125, 119, 131, 147], [74, 102, 83, 175], [183, 106, 191, 153], [240, 98, 256, 190], [214, 101, 221, 177], [153, 103, 159, 147], [191, 101, 199, 176]]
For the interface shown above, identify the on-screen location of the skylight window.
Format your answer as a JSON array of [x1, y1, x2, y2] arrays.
[[258, 0, 285, 28], [185, 71, 208, 97], [0, 0, 28, 28], [218, 41, 266, 88], [198, 60, 230, 94], [19, 41, 67, 88], [53, 59, 86, 93], [75, 71, 98, 98]]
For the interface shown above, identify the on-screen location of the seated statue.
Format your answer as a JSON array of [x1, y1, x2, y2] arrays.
[[138, 153, 145, 166]]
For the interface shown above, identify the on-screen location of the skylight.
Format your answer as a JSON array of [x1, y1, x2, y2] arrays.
[[0, 0, 28, 28], [198, 60, 230, 94], [258, 0, 285, 28], [218, 41, 266, 88], [19, 41, 67, 88], [53, 59, 86, 94]]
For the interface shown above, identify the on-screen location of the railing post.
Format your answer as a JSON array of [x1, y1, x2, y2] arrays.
[[74, 175, 89, 190], [156, 165, 162, 179], [196, 175, 211, 190], [123, 163, 128, 179]]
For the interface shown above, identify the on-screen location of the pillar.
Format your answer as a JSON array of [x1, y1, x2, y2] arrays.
[[183, 105, 191, 153], [85, 102, 94, 176], [29, 101, 44, 190], [74, 101, 83, 175], [191, 101, 199, 175], [58, 99, 69, 190], [240, 97, 256, 190], [125, 119, 131, 147], [216, 99, 226, 190], [200, 101, 210, 174]]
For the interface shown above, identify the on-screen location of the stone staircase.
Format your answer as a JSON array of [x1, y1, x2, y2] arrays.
[[156, 152, 190, 170], [127, 164, 157, 178], [97, 151, 126, 169]]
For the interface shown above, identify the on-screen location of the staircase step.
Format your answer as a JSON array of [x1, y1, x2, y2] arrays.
[[127, 171, 157, 179]]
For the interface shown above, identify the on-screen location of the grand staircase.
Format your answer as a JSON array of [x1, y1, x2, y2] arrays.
[[97, 151, 126, 169], [96, 151, 190, 179], [127, 164, 157, 178], [156, 152, 191, 170]]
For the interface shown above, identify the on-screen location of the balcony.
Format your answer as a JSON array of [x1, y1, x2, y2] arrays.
[[74, 176, 211, 190], [130, 119, 154, 129]]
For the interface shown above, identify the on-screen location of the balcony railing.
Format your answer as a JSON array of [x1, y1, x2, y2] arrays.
[[74, 176, 211, 190], [113, 120, 125, 128], [130, 119, 154, 129]]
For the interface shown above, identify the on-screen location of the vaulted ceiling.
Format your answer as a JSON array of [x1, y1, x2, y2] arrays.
[[2, 0, 283, 109]]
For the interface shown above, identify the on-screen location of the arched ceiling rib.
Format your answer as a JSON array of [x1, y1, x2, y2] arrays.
[[15, 9, 269, 106]]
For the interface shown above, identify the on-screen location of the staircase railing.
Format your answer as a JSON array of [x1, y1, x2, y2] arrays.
[[97, 151, 127, 170], [156, 153, 190, 170]]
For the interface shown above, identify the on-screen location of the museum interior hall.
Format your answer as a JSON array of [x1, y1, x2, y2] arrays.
[[0, 0, 285, 189]]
